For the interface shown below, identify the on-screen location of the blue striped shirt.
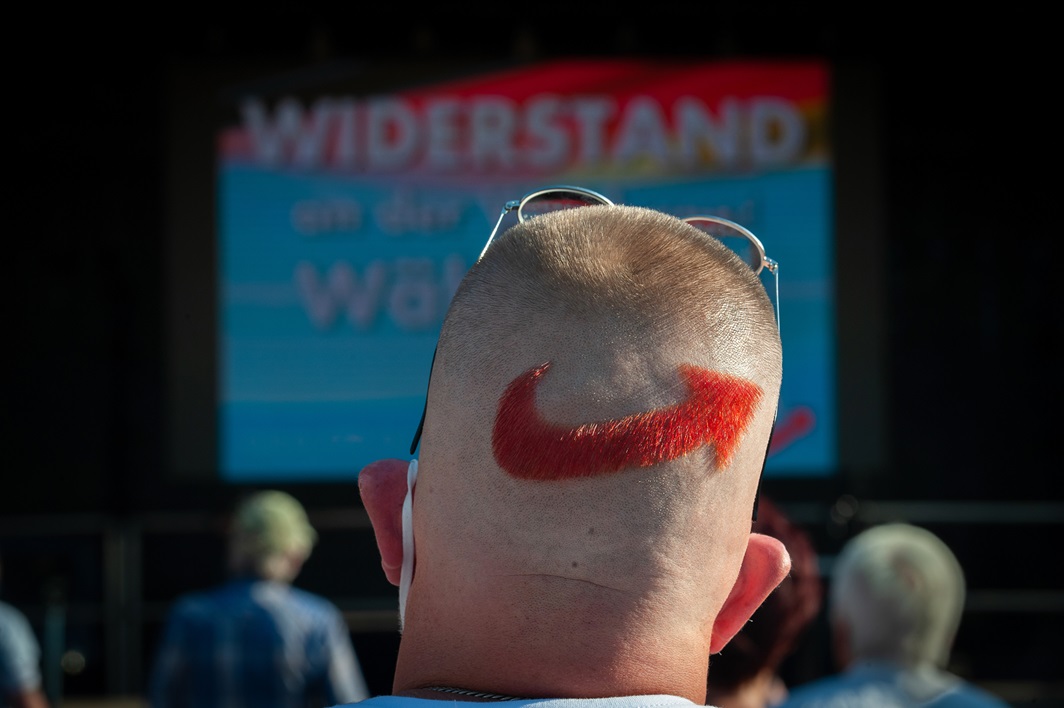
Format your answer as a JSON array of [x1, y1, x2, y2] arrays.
[[149, 579, 370, 708]]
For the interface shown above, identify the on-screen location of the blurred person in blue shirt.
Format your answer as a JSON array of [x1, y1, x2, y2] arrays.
[[148, 490, 370, 708], [0, 554, 49, 708], [779, 523, 1006, 708]]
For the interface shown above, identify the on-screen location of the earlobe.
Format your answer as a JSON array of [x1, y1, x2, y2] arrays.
[[709, 532, 791, 654], [358, 459, 411, 586]]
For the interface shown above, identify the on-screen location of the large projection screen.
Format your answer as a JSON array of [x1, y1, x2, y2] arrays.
[[166, 58, 841, 484]]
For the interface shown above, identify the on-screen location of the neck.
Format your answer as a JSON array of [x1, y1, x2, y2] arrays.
[[393, 581, 712, 703]]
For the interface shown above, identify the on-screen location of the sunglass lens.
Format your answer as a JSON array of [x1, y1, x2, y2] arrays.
[[519, 189, 609, 220], [685, 218, 764, 273]]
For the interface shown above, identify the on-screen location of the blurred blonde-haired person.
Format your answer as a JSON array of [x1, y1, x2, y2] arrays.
[[779, 523, 1006, 708], [148, 491, 370, 708]]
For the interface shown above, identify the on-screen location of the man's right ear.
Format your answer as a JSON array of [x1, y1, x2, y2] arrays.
[[358, 459, 411, 586]]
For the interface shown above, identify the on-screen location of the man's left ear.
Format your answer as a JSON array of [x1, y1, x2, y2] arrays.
[[358, 459, 411, 586], [709, 532, 791, 654]]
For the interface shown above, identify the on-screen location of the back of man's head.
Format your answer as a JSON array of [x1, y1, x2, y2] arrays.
[[229, 490, 318, 582], [829, 523, 965, 669], [362, 204, 787, 702]]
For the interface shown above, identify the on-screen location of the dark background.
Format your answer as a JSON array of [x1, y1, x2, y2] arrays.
[[5, 6, 1060, 707]]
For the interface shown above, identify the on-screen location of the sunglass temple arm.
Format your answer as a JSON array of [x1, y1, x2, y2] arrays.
[[478, 201, 521, 262]]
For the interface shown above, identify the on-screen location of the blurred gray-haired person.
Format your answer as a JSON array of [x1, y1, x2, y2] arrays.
[[780, 523, 1007, 708]]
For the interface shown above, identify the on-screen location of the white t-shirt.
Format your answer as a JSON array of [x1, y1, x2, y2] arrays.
[[335, 694, 708, 708]]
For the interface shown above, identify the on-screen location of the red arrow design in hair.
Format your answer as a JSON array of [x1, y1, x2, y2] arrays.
[[492, 361, 763, 481]]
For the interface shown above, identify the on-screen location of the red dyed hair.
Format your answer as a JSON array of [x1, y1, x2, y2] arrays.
[[492, 361, 762, 481]]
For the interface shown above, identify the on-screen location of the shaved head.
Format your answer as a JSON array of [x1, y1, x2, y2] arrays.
[[386, 204, 785, 700]]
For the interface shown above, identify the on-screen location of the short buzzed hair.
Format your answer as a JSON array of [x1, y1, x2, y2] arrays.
[[439, 204, 780, 389], [830, 523, 966, 668]]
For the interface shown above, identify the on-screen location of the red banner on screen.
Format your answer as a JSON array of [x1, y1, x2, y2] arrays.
[[219, 59, 828, 177]]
